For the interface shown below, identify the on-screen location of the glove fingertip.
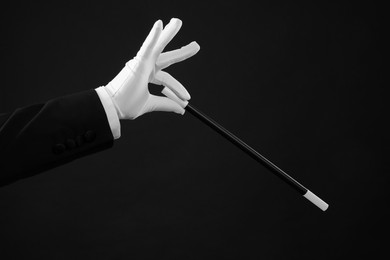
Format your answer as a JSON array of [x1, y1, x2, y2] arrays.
[[168, 99, 185, 115], [170, 18, 182, 25], [183, 91, 191, 101], [189, 41, 201, 53], [175, 106, 186, 115]]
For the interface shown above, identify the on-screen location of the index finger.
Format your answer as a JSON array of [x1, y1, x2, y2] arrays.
[[136, 20, 163, 57]]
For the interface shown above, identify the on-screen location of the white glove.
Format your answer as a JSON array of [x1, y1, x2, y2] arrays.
[[103, 18, 200, 120]]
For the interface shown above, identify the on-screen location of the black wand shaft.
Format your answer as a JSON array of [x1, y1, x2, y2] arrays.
[[162, 86, 328, 210], [185, 103, 308, 195]]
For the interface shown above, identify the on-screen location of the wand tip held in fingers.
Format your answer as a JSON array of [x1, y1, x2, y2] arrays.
[[304, 190, 329, 211]]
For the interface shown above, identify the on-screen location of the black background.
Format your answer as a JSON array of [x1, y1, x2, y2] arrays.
[[0, 1, 387, 259]]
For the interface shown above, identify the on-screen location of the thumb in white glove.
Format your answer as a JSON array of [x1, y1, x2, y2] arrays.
[[104, 18, 200, 120]]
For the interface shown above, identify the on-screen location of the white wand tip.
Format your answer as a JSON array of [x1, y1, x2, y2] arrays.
[[303, 190, 329, 211]]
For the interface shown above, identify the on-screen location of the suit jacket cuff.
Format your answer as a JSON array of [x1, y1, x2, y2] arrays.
[[95, 87, 121, 139]]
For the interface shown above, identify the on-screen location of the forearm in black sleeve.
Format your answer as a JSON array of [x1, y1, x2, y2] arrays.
[[0, 89, 114, 187]]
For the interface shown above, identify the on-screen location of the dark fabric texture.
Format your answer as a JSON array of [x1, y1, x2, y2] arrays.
[[0, 89, 114, 187]]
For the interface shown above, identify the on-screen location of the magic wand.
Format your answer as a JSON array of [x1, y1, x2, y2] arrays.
[[162, 87, 329, 211]]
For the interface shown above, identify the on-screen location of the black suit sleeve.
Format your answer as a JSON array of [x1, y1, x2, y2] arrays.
[[0, 89, 115, 187]]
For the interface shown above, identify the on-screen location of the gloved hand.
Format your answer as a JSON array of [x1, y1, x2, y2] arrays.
[[103, 18, 200, 120]]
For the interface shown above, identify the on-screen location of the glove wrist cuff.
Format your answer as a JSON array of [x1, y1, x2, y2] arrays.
[[94, 86, 121, 139]]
